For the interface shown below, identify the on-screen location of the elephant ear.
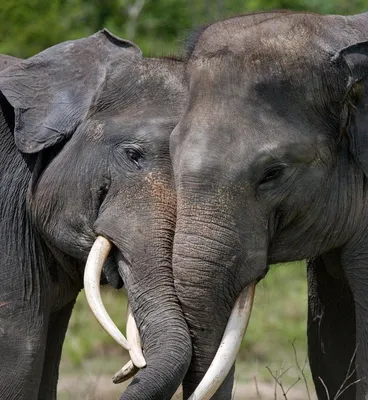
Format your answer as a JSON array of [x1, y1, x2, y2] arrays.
[[0, 29, 142, 154], [333, 41, 368, 175]]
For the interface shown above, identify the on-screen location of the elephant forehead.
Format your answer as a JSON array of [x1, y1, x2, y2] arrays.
[[183, 54, 342, 150], [188, 44, 325, 93], [84, 116, 176, 146], [189, 12, 326, 60], [174, 103, 330, 183]]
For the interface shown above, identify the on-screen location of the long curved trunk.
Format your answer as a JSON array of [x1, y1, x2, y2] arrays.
[[172, 196, 266, 399], [119, 231, 192, 400]]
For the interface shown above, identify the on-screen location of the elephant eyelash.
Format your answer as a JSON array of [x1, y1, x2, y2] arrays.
[[125, 147, 144, 170], [112, 144, 146, 172], [259, 164, 287, 186]]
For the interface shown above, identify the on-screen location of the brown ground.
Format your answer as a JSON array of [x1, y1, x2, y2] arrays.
[[58, 375, 317, 399]]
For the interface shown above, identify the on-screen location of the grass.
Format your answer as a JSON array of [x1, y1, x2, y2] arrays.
[[242, 261, 310, 382], [59, 261, 314, 398], [62, 286, 128, 367]]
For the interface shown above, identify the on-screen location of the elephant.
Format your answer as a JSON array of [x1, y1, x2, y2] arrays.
[[169, 10, 368, 400], [0, 54, 19, 71], [0, 30, 192, 399]]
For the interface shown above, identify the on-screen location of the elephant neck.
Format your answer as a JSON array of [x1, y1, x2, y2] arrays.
[[0, 97, 74, 310], [0, 99, 37, 262]]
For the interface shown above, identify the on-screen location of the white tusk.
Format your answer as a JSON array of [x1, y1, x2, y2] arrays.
[[188, 283, 256, 400], [84, 236, 130, 351], [127, 303, 146, 368], [112, 304, 146, 383], [112, 360, 139, 384]]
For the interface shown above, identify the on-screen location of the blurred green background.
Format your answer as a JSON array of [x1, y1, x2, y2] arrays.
[[1, 0, 367, 58], [1, 1, 365, 398]]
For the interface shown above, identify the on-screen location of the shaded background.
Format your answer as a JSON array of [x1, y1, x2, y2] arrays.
[[1, 0, 367, 58], [0, 1, 366, 398]]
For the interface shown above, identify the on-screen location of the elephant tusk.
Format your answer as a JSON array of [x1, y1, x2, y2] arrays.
[[84, 236, 131, 351], [188, 283, 256, 400], [112, 360, 139, 384], [111, 303, 146, 383], [127, 302, 146, 368]]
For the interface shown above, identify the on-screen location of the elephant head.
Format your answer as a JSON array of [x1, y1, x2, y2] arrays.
[[0, 30, 191, 399], [170, 11, 368, 399]]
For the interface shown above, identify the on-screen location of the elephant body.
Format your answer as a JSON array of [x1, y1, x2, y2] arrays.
[[0, 32, 191, 399], [170, 11, 368, 400]]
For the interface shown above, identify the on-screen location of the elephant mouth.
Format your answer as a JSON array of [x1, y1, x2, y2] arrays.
[[83, 236, 146, 382], [84, 236, 256, 398]]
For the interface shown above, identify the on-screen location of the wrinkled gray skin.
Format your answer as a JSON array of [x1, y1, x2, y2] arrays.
[[0, 31, 191, 399], [0, 54, 19, 71], [171, 11, 368, 399]]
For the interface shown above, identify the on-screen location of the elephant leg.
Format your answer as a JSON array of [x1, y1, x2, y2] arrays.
[[342, 243, 368, 399], [38, 299, 76, 400], [0, 285, 49, 399], [307, 249, 356, 400]]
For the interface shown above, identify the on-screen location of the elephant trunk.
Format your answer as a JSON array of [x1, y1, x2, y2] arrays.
[[172, 200, 266, 399], [118, 223, 192, 400]]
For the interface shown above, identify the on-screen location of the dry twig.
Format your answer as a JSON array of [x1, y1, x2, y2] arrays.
[[318, 345, 362, 400], [266, 362, 300, 399], [290, 339, 311, 400], [318, 377, 330, 400], [253, 376, 263, 400]]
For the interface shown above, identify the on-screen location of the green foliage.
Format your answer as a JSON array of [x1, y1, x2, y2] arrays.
[[62, 287, 128, 367], [1, 0, 368, 58], [242, 262, 312, 386], [245, 262, 308, 360]]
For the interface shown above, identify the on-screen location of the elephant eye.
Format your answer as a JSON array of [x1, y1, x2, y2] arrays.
[[259, 165, 286, 185], [125, 147, 143, 169]]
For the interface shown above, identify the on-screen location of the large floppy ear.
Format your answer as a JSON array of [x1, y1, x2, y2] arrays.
[[0, 29, 142, 154], [332, 41, 368, 175]]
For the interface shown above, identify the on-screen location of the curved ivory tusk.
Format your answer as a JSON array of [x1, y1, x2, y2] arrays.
[[112, 360, 139, 384], [127, 303, 146, 368], [84, 236, 130, 351], [112, 303, 146, 382], [188, 283, 256, 400]]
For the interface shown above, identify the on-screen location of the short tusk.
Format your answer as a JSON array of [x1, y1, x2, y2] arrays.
[[127, 303, 146, 368], [188, 283, 256, 400], [112, 360, 139, 384], [84, 236, 130, 351], [112, 304, 146, 382]]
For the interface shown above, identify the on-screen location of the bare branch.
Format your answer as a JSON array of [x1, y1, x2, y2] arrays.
[[278, 364, 292, 380], [126, 0, 145, 39], [333, 346, 358, 399], [266, 364, 290, 399], [335, 378, 362, 399], [290, 340, 311, 400], [285, 377, 301, 395], [318, 377, 331, 400], [266, 365, 279, 400], [253, 376, 263, 400]]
